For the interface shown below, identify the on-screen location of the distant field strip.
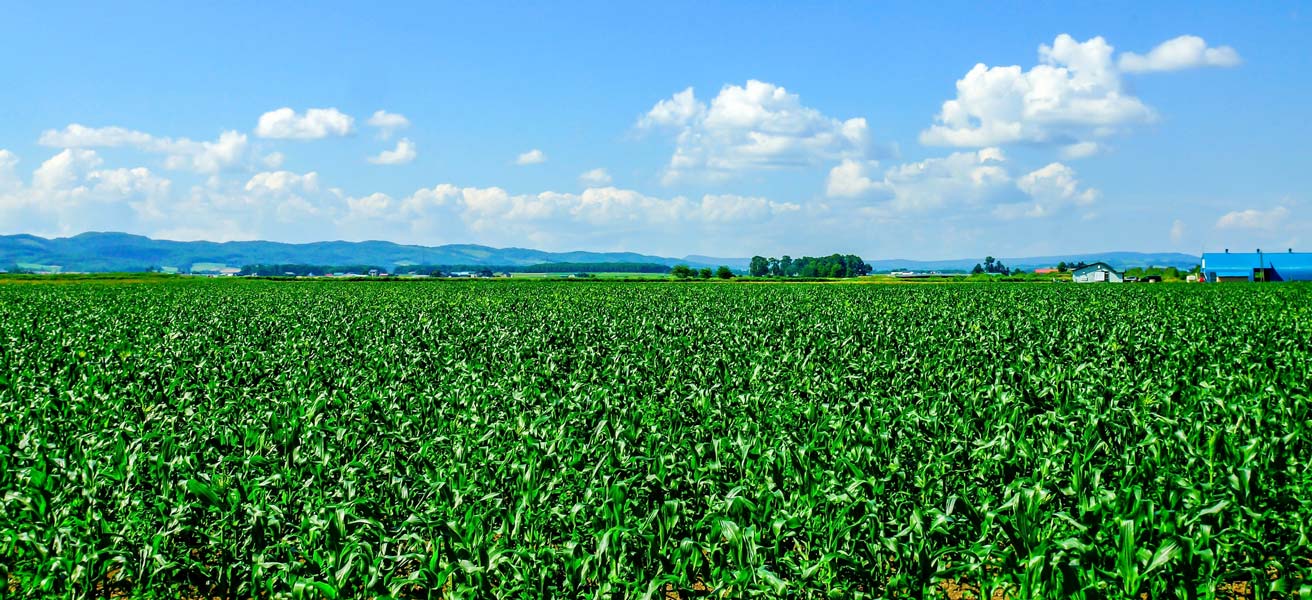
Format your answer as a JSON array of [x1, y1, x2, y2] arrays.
[[1, 280, 1309, 597]]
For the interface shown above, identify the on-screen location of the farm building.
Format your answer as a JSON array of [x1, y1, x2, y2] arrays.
[[1201, 249, 1312, 282], [1072, 262, 1123, 283]]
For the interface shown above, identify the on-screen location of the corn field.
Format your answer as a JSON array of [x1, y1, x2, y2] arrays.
[[1, 279, 1310, 598]]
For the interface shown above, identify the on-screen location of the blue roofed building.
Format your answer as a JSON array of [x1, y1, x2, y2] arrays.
[[1201, 249, 1312, 282]]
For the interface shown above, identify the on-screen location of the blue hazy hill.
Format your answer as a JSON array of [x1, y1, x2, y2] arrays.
[[0, 232, 735, 272], [1, 232, 1198, 273]]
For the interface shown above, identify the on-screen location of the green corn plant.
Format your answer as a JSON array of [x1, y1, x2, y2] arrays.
[[0, 279, 1308, 598]]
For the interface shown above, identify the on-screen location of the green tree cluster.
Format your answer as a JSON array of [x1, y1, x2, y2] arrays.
[[972, 256, 1030, 276], [748, 254, 870, 278], [670, 265, 729, 280], [1125, 266, 1184, 281]]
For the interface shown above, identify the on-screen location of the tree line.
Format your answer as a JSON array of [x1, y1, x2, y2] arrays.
[[670, 265, 735, 279], [1125, 266, 1192, 280], [748, 254, 871, 278]]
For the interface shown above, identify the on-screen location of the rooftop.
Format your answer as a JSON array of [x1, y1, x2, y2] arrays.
[[1202, 250, 1310, 269]]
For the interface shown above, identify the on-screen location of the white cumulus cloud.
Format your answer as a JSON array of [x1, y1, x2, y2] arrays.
[[1119, 35, 1241, 73], [578, 168, 612, 186], [38, 125, 154, 148], [382, 184, 800, 235], [368, 139, 417, 165], [399, 184, 460, 216], [694, 194, 800, 223], [1060, 141, 1101, 159], [345, 192, 394, 219], [33, 148, 103, 190], [825, 159, 881, 198], [879, 148, 1011, 213], [829, 149, 1008, 207], [920, 33, 1239, 149], [826, 148, 1096, 221], [165, 131, 249, 173], [367, 110, 410, 139], [637, 87, 705, 129], [1216, 206, 1290, 230], [160, 174, 331, 235], [995, 162, 1098, 219], [234, 173, 328, 224], [0, 150, 21, 191], [639, 80, 869, 183], [255, 107, 354, 140], [87, 167, 174, 221], [38, 124, 248, 174], [515, 149, 546, 165], [921, 34, 1156, 148], [89, 167, 171, 198], [245, 171, 320, 194], [1, 149, 174, 236]]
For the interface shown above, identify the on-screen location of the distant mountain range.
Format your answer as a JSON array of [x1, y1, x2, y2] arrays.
[[0, 232, 748, 273], [0, 232, 1200, 273]]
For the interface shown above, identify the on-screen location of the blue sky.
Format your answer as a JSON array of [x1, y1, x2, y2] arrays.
[[1, 1, 1308, 259]]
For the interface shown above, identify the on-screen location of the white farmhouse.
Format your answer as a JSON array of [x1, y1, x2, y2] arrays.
[[1072, 262, 1124, 283]]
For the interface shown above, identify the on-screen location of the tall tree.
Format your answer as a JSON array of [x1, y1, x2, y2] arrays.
[[846, 254, 872, 276], [670, 264, 694, 279], [749, 256, 769, 277]]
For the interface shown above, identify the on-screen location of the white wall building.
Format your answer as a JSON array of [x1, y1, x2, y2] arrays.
[[1072, 262, 1124, 283]]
